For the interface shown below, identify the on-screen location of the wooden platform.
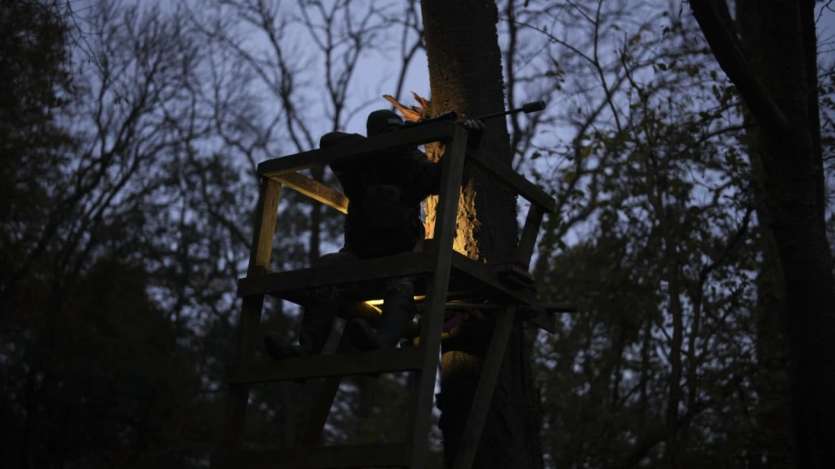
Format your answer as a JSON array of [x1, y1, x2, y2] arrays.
[[216, 120, 559, 469], [237, 250, 537, 308]]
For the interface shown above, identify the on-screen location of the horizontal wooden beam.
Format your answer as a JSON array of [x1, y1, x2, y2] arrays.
[[466, 152, 557, 213], [258, 121, 554, 214], [216, 443, 409, 468], [258, 121, 456, 176], [449, 253, 538, 307], [273, 171, 348, 214], [237, 252, 435, 299], [230, 348, 424, 383], [238, 251, 553, 323]]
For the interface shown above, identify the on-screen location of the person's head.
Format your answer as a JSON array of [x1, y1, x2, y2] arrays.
[[366, 109, 404, 136], [319, 131, 364, 149]]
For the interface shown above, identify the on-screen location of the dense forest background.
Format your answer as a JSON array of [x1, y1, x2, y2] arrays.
[[2, 0, 833, 468]]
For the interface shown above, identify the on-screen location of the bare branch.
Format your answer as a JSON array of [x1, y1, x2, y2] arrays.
[[688, 0, 790, 133]]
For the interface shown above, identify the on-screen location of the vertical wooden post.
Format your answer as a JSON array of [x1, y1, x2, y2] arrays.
[[515, 205, 544, 269], [452, 203, 544, 469], [408, 125, 468, 468], [215, 177, 281, 467], [518, 203, 552, 334], [292, 335, 351, 467], [451, 307, 515, 469]]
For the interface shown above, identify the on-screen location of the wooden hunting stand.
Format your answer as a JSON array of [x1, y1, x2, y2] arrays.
[[214, 120, 558, 469]]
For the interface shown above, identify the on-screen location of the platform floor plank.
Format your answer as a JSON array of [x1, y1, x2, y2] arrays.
[[230, 348, 423, 384], [217, 443, 408, 468], [238, 252, 538, 309]]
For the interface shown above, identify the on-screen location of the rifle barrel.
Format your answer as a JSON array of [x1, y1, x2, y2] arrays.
[[404, 100, 545, 127], [476, 100, 546, 121]]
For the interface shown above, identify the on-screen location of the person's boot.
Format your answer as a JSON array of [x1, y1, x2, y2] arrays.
[[377, 277, 417, 348], [264, 286, 337, 360], [346, 278, 417, 351], [345, 317, 383, 351], [264, 323, 338, 359]]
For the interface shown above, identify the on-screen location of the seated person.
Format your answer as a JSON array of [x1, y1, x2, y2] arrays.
[[265, 110, 483, 359]]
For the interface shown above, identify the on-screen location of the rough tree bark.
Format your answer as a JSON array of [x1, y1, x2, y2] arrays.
[[752, 241, 793, 468], [690, 1, 835, 467], [420, 1, 544, 468]]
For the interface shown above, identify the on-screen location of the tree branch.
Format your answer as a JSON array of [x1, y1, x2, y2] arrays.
[[688, 0, 790, 134]]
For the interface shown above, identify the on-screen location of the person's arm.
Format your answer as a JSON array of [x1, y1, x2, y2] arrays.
[[409, 149, 442, 198], [424, 119, 485, 194], [322, 132, 368, 173], [410, 118, 485, 197], [459, 118, 486, 151]]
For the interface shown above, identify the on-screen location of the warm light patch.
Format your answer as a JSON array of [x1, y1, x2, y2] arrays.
[[362, 295, 426, 314]]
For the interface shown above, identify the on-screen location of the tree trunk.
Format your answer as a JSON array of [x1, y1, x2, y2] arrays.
[[692, 1, 835, 466], [752, 238, 793, 468], [737, 3, 835, 467], [420, 1, 544, 467], [739, 64, 794, 467]]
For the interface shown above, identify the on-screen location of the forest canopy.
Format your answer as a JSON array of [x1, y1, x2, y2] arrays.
[[1, 0, 833, 468]]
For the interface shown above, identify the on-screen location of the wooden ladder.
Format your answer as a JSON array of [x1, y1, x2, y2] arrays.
[[213, 120, 557, 469]]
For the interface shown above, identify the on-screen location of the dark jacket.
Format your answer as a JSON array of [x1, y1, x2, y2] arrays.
[[321, 132, 440, 258]]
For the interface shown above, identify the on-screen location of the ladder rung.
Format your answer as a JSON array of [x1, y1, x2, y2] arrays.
[[230, 348, 424, 384], [217, 443, 409, 468]]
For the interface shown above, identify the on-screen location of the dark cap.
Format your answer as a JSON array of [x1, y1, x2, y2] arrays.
[[366, 109, 404, 136], [319, 131, 365, 148]]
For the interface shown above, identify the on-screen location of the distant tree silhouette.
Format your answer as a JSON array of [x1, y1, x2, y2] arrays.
[[691, 2, 835, 466]]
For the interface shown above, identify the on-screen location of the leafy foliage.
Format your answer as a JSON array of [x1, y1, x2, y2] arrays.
[[1, 0, 832, 468]]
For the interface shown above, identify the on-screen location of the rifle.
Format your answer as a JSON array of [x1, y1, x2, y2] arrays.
[[407, 100, 546, 126]]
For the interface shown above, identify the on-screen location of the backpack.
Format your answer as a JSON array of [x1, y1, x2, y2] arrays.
[[355, 184, 418, 257]]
